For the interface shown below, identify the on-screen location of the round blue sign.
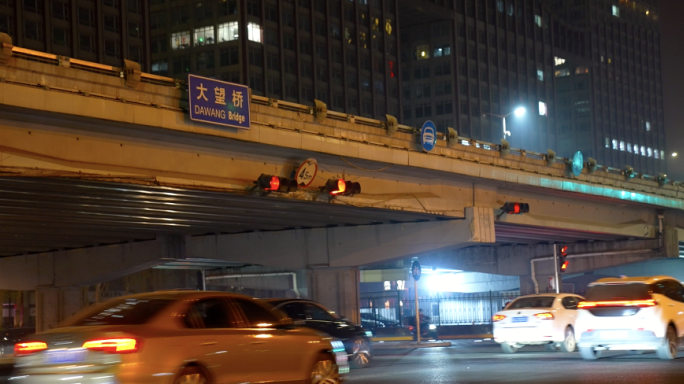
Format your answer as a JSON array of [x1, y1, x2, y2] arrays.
[[572, 151, 584, 176], [421, 120, 437, 152]]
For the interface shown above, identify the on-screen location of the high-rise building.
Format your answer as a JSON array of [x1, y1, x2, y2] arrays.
[[399, 0, 558, 155], [551, 0, 664, 175], [399, 0, 665, 175], [149, 0, 401, 120], [0, 0, 150, 71]]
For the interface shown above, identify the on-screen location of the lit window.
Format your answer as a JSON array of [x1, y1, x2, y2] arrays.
[[640, 146, 646, 156], [645, 121, 651, 131], [612, 5, 619, 17], [554, 56, 566, 66], [248, 22, 262, 43], [218, 21, 239, 42], [171, 31, 191, 50], [194, 26, 214, 46], [612, 139, 618, 150], [534, 15, 542, 27], [634, 144, 638, 153], [604, 138, 610, 148], [619, 141, 625, 151], [151, 60, 167, 74], [627, 143, 632, 153], [647, 148, 653, 157], [539, 101, 547, 116], [443, 46, 451, 56], [384, 281, 390, 291], [655, 149, 659, 159], [554, 68, 571, 77], [575, 66, 589, 75], [434, 47, 442, 57], [416, 44, 429, 60], [661, 150, 665, 159], [537, 69, 544, 81]]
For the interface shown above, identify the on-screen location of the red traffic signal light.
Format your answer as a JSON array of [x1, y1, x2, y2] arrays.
[[560, 245, 568, 257], [560, 260, 569, 272], [321, 179, 361, 196], [501, 202, 529, 214], [255, 174, 298, 193]]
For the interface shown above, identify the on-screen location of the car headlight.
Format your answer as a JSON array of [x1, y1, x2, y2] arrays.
[[365, 331, 373, 338], [429, 324, 437, 330], [330, 340, 345, 352]]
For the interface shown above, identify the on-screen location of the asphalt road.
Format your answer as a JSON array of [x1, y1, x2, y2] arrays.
[[348, 340, 684, 384], [4, 340, 684, 384]]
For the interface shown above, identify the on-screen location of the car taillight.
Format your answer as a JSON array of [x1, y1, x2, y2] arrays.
[[534, 312, 554, 320], [15, 342, 48, 356], [578, 299, 657, 309], [82, 338, 138, 354], [492, 315, 506, 322]]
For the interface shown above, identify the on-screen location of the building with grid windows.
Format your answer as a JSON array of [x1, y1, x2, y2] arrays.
[[149, 0, 401, 120], [0, 0, 149, 70], [399, 0, 665, 175]]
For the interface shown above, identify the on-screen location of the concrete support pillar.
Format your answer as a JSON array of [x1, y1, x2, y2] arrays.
[[307, 268, 360, 325], [35, 286, 85, 332]]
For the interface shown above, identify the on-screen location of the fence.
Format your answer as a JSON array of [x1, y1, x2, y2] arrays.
[[360, 291, 520, 327]]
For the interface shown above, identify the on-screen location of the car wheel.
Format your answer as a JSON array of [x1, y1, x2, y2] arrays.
[[310, 353, 340, 384], [561, 327, 576, 353], [174, 366, 208, 384], [501, 342, 519, 354], [656, 326, 678, 360], [351, 338, 372, 368], [579, 346, 602, 360]]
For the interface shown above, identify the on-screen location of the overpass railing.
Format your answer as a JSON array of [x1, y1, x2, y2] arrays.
[[2, 45, 676, 188]]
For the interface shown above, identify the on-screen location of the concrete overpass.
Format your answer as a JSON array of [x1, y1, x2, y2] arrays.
[[0, 37, 683, 329]]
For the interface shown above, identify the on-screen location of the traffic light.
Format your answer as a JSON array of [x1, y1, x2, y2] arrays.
[[321, 178, 361, 196], [501, 202, 530, 215], [254, 174, 298, 193], [559, 245, 569, 273]]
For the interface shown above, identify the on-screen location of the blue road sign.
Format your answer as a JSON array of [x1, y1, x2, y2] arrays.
[[572, 151, 584, 176], [421, 120, 437, 152], [188, 74, 251, 129]]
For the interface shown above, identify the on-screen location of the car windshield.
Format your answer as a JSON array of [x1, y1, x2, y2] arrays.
[[585, 283, 652, 301], [63, 297, 174, 326], [508, 296, 555, 309]]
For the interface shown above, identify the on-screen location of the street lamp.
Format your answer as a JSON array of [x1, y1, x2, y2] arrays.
[[483, 107, 526, 140], [673, 152, 678, 158]]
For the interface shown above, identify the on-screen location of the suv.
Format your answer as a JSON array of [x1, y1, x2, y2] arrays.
[[575, 275, 684, 360]]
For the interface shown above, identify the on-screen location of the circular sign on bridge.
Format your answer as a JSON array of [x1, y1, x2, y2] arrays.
[[295, 158, 318, 187], [571, 151, 584, 177], [420, 121, 437, 152], [411, 260, 422, 281]]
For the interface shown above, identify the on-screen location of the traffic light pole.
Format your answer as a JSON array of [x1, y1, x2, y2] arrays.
[[414, 279, 421, 345], [553, 245, 560, 294]]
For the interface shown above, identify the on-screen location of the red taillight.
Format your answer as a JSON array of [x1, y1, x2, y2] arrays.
[[534, 312, 554, 320], [492, 314, 506, 322], [83, 338, 138, 354], [15, 342, 48, 356], [578, 299, 657, 309]]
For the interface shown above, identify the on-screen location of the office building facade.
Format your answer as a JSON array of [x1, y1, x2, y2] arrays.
[[149, 0, 401, 120], [399, 0, 665, 175], [0, 0, 149, 70]]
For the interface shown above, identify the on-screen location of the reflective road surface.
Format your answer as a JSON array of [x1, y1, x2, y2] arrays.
[[348, 340, 684, 384]]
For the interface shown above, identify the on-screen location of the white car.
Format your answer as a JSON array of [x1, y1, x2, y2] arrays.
[[493, 293, 584, 353], [575, 275, 684, 360]]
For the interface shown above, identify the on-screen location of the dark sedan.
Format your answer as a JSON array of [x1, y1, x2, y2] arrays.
[[268, 299, 373, 368]]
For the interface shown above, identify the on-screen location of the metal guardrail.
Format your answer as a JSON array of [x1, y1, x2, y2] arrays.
[[2, 45, 676, 188]]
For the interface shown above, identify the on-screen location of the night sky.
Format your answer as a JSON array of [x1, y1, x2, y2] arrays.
[[659, 0, 684, 180]]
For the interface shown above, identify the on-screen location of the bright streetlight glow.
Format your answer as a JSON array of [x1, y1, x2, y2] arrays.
[[673, 152, 678, 158], [514, 107, 526, 117]]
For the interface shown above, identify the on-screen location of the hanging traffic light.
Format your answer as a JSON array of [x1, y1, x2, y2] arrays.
[[321, 178, 361, 196], [501, 202, 530, 214], [559, 245, 569, 273], [255, 174, 298, 193]]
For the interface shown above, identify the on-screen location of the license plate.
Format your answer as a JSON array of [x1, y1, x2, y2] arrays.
[[600, 330, 629, 339], [45, 349, 87, 364], [512, 317, 528, 323]]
